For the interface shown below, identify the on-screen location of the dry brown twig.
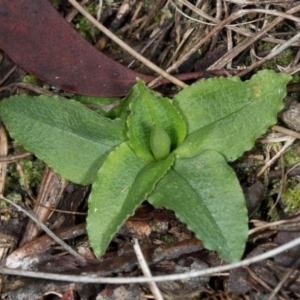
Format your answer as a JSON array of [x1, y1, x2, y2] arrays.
[[209, 5, 300, 71], [0, 124, 8, 195], [173, 0, 299, 52], [133, 238, 164, 300], [1, 233, 300, 283], [68, 0, 187, 89], [249, 215, 300, 236], [257, 136, 296, 178], [148, 4, 300, 87], [0, 152, 32, 163], [267, 257, 300, 300], [0, 195, 86, 265], [0, 82, 56, 96], [238, 31, 300, 77]]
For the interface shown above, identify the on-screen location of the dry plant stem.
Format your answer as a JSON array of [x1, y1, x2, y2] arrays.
[[128, 26, 169, 68], [271, 125, 300, 140], [68, 0, 187, 89], [169, 0, 213, 26], [0, 152, 32, 163], [238, 31, 300, 77], [0, 195, 86, 265], [0, 82, 56, 96], [285, 62, 300, 76], [148, 11, 238, 87], [210, 0, 222, 50], [257, 137, 296, 177], [226, 28, 233, 69], [249, 215, 300, 235], [244, 266, 274, 293], [267, 257, 300, 300], [96, 0, 103, 21], [209, 4, 300, 70], [269, 154, 285, 212], [148, 5, 300, 87], [133, 238, 164, 300], [226, 0, 291, 4], [117, 16, 146, 34], [178, 0, 300, 46], [2, 235, 300, 284], [65, 0, 89, 22], [177, 2, 300, 34], [0, 124, 8, 195], [0, 64, 17, 86]]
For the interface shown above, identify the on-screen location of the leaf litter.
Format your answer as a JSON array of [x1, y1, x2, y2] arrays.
[[1, 0, 300, 299]]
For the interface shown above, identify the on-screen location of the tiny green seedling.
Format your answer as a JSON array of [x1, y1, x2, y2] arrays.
[[0, 70, 291, 262]]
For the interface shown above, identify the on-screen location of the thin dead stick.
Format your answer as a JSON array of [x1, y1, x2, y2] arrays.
[[245, 266, 286, 300], [225, 0, 291, 4], [0, 195, 86, 265], [271, 125, 300, 140], [133, 238, 164, 300], [68, 0, 187, 89], [209, 4, 300, 70], [249, 215, 300, 236], [1, 234, 300, 283], [178, 0, 300, 47], [148, 10, 245, 87], [179, 0, 299, 24], [0, 65, 17, 86], [148, 5, 300, 87], [0, 82, 56, 96], [0, 152, 32, 163], [65, 0, 89, 22], [267, 257, 300, 300], [238, 31, 300, 77], [257, 137, 296, 177], [244, 266, 274, 293]]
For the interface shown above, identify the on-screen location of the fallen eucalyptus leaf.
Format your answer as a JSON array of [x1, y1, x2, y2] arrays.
[[0, 0, 153, 97]]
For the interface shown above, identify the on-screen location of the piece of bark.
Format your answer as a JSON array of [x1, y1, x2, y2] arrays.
[[3, 223, 86, 269], [69, 238, 203, 277], [20, 167, 68, 246]]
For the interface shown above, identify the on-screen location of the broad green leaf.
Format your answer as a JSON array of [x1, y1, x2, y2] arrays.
[[0, 95, 126, 185], [87, 142, 175, 257], [127, 79, 186, 161], [174, 70, 291, 161], [148, 150, 248, 263], [72, 95, 121, 119]]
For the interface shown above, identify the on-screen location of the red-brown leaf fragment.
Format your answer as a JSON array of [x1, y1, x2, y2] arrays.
[[0, 0, 153, 96]]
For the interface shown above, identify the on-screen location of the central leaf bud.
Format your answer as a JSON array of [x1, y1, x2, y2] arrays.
[[150, 124, 171, 161]]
